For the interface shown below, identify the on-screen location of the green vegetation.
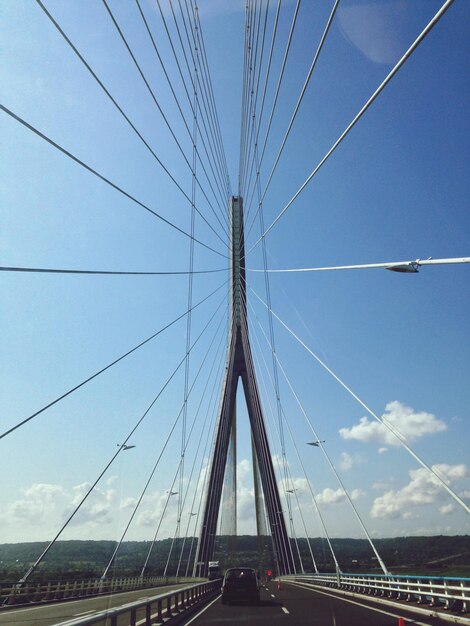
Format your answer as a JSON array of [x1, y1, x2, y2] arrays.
[[0, 535, 469, 582]]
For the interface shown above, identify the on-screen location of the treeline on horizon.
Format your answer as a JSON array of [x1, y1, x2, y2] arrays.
[[1, 535, 469, 582]]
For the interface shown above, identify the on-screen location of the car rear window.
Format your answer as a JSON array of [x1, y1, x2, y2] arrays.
[[226, 569, 256, 581]]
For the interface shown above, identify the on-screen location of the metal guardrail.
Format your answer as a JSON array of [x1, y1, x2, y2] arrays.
[[52, 580, 220, 626], [285, 572, 470, 614], [0, 575, 201, 606]]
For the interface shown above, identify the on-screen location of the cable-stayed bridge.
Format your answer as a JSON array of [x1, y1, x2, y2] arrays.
[[1, 1, 469, 624]]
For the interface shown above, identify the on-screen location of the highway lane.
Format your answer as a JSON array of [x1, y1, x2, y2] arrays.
[[183, 580, 448, 625], [0, 583, 186, 626], [0, 580, 457, 626]]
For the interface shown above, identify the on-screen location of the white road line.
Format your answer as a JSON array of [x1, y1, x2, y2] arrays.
[[1, 597, 98, 615], [73, 610, 96, 616], [281, 606, 289, 614], [177, 594, 221, 625], [0, 586, 170, 615], [271, 593, 276, 598], [288, 582, 432, 626]]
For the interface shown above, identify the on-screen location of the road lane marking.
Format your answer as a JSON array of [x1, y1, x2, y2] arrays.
[[288, 582, 433, 626], [0, 585, 175, 614], [271, 593, 276, 598], [281, 607, 289, 614], [178, 594, 221, 625]]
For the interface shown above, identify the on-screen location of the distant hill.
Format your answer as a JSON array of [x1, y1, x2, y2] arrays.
[[1, 535, 469, 581]]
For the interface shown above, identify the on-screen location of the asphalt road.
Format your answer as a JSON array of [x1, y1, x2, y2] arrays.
[[0, 580, 460, 626], [182, 580, 450, 625], [0, 583, 186, 626]]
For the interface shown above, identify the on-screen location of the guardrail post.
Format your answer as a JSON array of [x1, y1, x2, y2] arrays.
[[405, 577, 412, 602], [166, 593, 173, 619], [44, 581, 52, 601], [462, 580, 469, 613], [430, 579, 442, 607], [416, 579, 424, 604], [130, 607, 137, 626], [156, 598, 163, 623]]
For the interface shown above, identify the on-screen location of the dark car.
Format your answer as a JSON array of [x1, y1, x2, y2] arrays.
[[221, 567, 260, 605]]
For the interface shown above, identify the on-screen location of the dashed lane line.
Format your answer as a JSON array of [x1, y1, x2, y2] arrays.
[[288, 581, 434, 626], [73, 610, 96, 616], [281, 607, 289, 614], [172, 594, 221, 626]]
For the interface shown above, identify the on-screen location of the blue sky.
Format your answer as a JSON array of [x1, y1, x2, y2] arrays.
[[1, 0, 469, 559]]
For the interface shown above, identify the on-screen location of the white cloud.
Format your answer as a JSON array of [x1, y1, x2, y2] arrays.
[[337, 2, 411, 65], [378, 447, 388, 454], [339, 452, 353, 471], [370, 464, 469, 520], [440, 504, 454, 516], [67, 483, 119, 526], [1, 483, 65, 524], [237, 459, 251, 482], [316, 487, 365, 506], [339, 401, 447, 446], [272, 454, 289, 471], [372, 482, 390, 490]]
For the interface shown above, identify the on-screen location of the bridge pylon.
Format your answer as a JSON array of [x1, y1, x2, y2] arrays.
[[194, 196, 295, 577]]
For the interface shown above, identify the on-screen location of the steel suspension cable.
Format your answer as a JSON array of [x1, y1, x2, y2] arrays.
[[243, 0, 301, 220], [175, 15, 199, 568], [34, 0, 228, 246], [245, 0, 341, 241], [250, 302, 390, 574], [240, 0, 264, 197], [15, 291, 228, 585], [251, 287, 470, 516], [249, 313, 319, 572], [0, 278, 228, 441], [176, 0, 229, 202], [175, 336, 228, 576], [135, 0, 229, 238], [248, 313, 341, 572], [177, 0, 232, 209], [249, 128, 294, 551], [102, 303, 227, 579], [152, 0, 230, 224], [237, 289, 295, 574], [242, 0, 281, 222], [188, 12, 232, 212], [192, 3, 232, 197], [252, 332, 316, 574], [183, 0, 231, 200], [102, 0, 228, 244], [244, 0, 270, 195], [238, 0, 254, 195], [163, 328, 227, 577], [239, 0, 270, 218], [1, 266, 228, 275], [1, 105, 228, 260], [252, 339, 306, 574], [249, 0, 455, 253], [187, 383, 224, 577], [239, 282, 298, 573]]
